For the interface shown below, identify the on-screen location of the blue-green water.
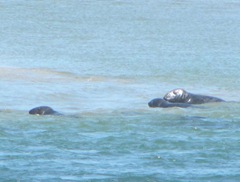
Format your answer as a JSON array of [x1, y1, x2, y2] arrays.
[[0, 0, 240, 181]]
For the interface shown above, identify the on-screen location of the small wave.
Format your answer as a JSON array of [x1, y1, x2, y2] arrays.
[[0, 66, 133, 84]]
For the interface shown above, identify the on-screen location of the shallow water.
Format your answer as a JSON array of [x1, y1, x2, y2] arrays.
[[0, 0, 240, 181]]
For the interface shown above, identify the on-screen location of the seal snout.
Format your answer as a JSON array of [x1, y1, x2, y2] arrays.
[[163, 92, 174, 100], [148, 100, 154, 107], [148, 98, 164, 108]]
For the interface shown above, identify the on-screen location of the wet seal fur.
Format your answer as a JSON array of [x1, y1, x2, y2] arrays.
[[148, 98, 192, 108], [29, 106, 61, 115], [164, 88, 225, 104]]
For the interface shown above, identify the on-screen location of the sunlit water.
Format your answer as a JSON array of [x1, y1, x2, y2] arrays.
[[0, 0, 240, 181]]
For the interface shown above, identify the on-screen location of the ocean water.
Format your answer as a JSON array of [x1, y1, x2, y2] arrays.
[[0, 0, 240, 181]]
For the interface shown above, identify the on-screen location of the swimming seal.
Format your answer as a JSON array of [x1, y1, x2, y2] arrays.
[[29, 106, 60, 115], [148, 98, 192, 108], [164, 88, 225, 104]]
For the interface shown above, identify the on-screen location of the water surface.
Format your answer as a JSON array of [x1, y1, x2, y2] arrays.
[[0, 0, 240, 181]]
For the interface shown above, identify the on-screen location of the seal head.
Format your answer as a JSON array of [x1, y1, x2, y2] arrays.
[[164, 88, 190, 103], [29, 106, 58, 115], [164, 88, 224, 104]]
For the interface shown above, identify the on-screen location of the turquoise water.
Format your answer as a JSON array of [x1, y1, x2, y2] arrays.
[[0, 0, 240, 181]]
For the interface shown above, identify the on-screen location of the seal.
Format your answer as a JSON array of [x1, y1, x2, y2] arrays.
[[29, 106, 60, 115], [164, 88, 225, 104], [148, 98, 192, 108]]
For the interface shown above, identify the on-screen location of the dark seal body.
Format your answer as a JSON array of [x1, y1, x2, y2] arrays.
[[164, 88, 225, 104], [148, 98, 192, 108], [29, 106, 59, 115]]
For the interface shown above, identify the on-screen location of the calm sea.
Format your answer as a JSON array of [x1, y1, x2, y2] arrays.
[[0, 0, 240, 181]]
